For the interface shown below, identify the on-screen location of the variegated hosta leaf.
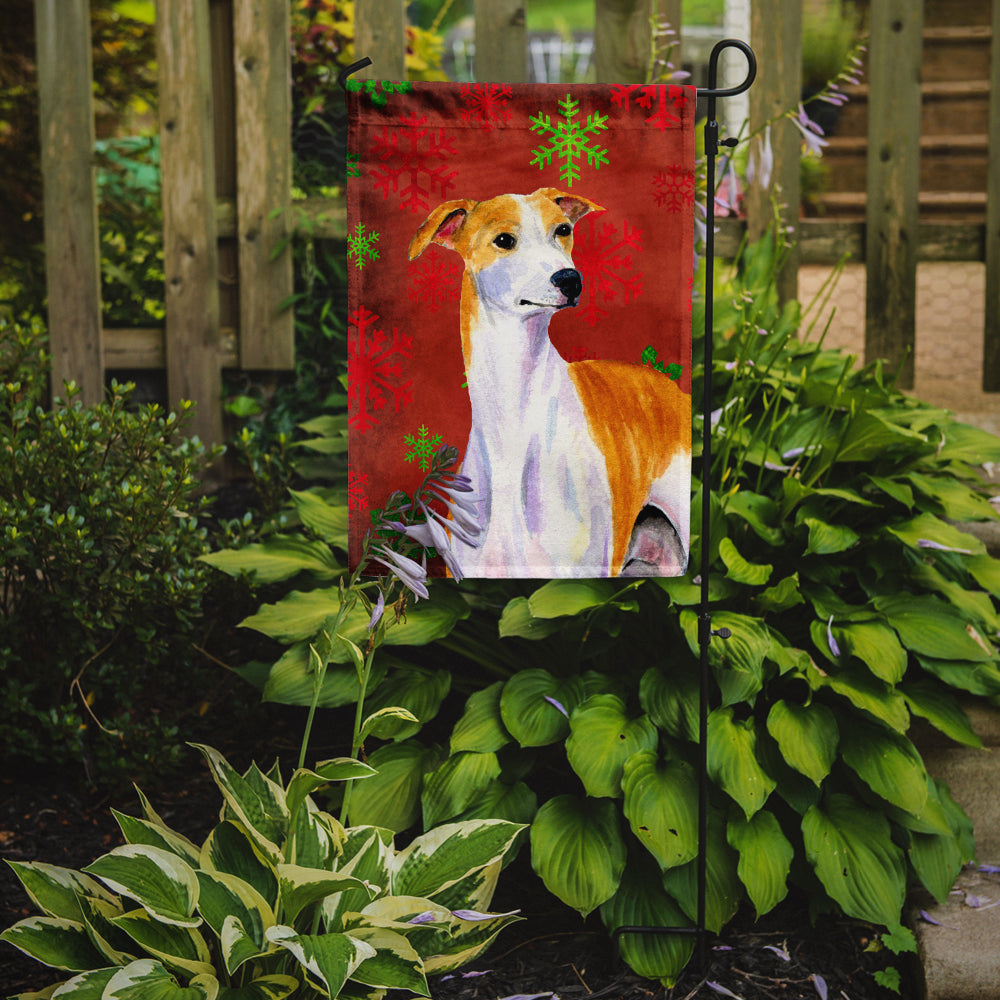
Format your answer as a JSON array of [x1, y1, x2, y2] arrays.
[[200, 822, 278, 910], [190, 745, 288, 863], [83, 845, 200, 928], [621, 751, 699, 871], [347, 740, 442, 833], [661, 810, 742, 934], [421, 860, 501, 917], [110, 908, 214, 979], [566, 695, 658, 799], [195, 871, 274, 974], [276, 864, 375, 925], [421, 751, 501, 829], [47, 966, 118, 997], [727, 810, 793, 917], [112, 811, 201, 868], [450, 681, 511, 754], [802, 793, 906, 926], [214, 975, 299, 1000], [265, 926, 376, 998], [0, 916, 107, 971], [77, 894, 136, 966], [4, 861, 118, 922], [391, 820, 524, 901], [323, 829, 393, 931], [285, 760, 375, 824], [288, 802, 343, 870], [344, 926, 429, 995], [765, 700, 838, 786], [499, 669, 585, 747], [529, 795, 626, 917], [838, 718, 929, 817], [102, 958, 218, 999], [706, 707, 776, 819], [422, 907, 523, 975], [599, 853, 694, 987]]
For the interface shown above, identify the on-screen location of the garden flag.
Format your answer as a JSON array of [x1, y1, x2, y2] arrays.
[[346, 80, 695, 578]]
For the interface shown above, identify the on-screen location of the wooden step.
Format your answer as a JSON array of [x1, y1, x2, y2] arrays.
[[922, 0, 992, 28], [922, 25, 993, 83], [813, 190, 987, 222], [833, 80, 991, 138], [822, 134, 989, 193]]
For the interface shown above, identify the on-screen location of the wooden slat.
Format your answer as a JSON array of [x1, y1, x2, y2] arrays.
[[593, 0, 650, 84], [34, 0, 103, 404], [354, 0, 406, 80], [473, 0, 527, 82], [157, 0, 223, 444], [864, 0, 923, 390], [103, 328, 238, 369], [984, 0, 1000, 390], [233, 0, 294, 369], [746, 0, 802, 304]]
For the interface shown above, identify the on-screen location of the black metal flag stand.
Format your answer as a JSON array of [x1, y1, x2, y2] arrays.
[[340, 39, 758, 974]]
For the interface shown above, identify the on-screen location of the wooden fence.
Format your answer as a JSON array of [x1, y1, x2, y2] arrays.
[[33, 0, 1000, 445]]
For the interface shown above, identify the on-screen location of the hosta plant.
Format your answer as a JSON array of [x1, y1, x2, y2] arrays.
[[342, 234, 1000, 984], [1, 744, 523, 999]]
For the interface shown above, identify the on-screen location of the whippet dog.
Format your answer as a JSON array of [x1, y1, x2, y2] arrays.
[[409, 187, 690, 577]]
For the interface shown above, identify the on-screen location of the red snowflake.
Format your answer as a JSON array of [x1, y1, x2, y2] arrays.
[[460, 83, 513, 128], [611, 83, 689, 130], [653, 165, 695, 212], [408, 257, 462, 312], [347, 306, 414, 432], [563, 345, 600, 363], [369, 112, 459, 213], [571, 214, 643, 327], [347, 468, 370, 512]]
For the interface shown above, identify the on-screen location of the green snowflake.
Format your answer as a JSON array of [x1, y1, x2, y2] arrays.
[[529, 93, 609, 188], [348, 222, 380, 269], [346, 152, 360, 178], [641, 344, 683, 381], [404, 424, 442, 471], [345, 78, 413, 108]]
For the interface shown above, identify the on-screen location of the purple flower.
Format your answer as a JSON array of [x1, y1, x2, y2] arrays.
[[791, 104, 828, 156], [763, 944, 790, 961], [451, 908, 520, 921], [917, 538, 973, 555], [544, 695, 569, 718], [827, 616, 841, 658], [706, 983, 742, 999], [812, 974, 828, 1000], [372, 545, 429, 600], [407, 911, 438, 925], [367, 590, 385, 631], [747, 125, 774, 191]]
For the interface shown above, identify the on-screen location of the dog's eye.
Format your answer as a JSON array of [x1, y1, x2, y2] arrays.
[[554, 223, 573, 238], [492, 232, 517, 250]]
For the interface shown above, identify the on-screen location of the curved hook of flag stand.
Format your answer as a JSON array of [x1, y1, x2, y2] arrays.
[[339, 40, 758, 976], [612, 38, 756, 973]]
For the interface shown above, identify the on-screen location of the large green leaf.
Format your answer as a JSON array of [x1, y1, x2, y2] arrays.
[[906, 473, 998, 522], [499, 670, 585, 747], [285, 759, 376, 823], [103, 959, 218, 1000], [199, 822, 278, 910], [347, 740, 442, 832], [718, 537, 772, 586], [112, 812, 201, 869], [724, 490, 784, 545], [4, 862, 118, 923], [681, 610, 770, 706], [392, 820, 524, 901], [765, 700, 838, 786], [530, 795, 626, 917], [621, 751, 699, 871], [802, 794, 906, 926], [450, 682, 511, 754], [260, 643, 387, 709], [599, 853, 694, 987], [803, 517, 859, 556], [83, 846, 200, 928], [452, 779, 538, 827], [707, 708, 775, 818], [875, 594, 995, 663], [497, 597, 564, 639], [288, 489, 349, 544], [362, 666, 451, 741], [639, 664, 699, 743], [111, 908, 214, 978], [421, 751, 502, 828], [0, 916, 107, 972], [832, 621, 907, 684], [900, 680, 982, 748], [916, 655, 1000, 697], [566, 695, 658, 798], [838, 718, 928, 817], [835, 410, 927, 463], [808, 660, 910, 732], [527, 579, 618, 618], [886, 512, 985, 557], [346, 926, 428, 995], [276, 865, 373, 925], [265, 926, 374, 997], [195, 871, 273, 974], [200, 535, 341, 584], [727, 811, 793, 918]]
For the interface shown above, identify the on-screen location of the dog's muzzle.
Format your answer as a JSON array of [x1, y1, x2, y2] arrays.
[[550, 268, 583, 307]]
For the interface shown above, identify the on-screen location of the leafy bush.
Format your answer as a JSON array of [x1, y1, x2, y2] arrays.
[[1, 743, 524, 998], [211, 233, 1000, 985], [0, 317, 220, 783]]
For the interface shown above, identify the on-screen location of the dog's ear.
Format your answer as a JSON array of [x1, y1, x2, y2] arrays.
[[409, 200, 475, 259], [532, 187, 605, 224]]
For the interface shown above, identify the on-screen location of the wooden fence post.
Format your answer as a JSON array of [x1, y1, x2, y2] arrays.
[[157, 0, 223, 445], [354, 0, 406, 79], [864, 0, 923, 390], [594, 0, 651, 84], [34, 0, 104, 405], [983, 0, 1000, 390], [746, 0, 801, 305], [474, 0, 527, 82], [233, 0, 294, 370]]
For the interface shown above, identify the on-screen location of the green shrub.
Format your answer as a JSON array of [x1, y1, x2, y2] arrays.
[[1, 743, 524, 998], [0, 317, 220, 783]]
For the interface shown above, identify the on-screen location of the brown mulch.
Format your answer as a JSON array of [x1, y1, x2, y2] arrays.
[[1, 745, 913, 1000]]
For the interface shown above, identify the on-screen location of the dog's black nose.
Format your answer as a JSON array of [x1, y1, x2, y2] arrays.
[[550, 268, 582, 305]]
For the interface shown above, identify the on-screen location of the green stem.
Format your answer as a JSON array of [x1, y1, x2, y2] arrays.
[[340, 642, 378, 826]]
